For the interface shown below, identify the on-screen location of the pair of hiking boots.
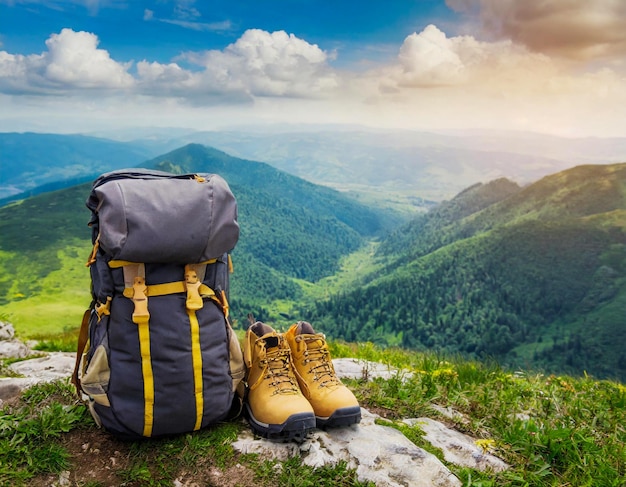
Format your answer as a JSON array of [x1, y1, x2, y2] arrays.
[[243, 320, 361, 441]]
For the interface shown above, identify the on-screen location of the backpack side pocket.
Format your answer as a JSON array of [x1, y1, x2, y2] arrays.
[[81, 338, 111, 407]]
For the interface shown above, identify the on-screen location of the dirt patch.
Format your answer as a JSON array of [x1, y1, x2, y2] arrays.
[[29, 426, 259, 487], [29, 428, 133, 486]]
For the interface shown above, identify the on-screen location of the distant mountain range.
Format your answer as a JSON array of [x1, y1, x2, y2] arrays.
[[0, 132, 165, 201], [4, 128, 626, 208]]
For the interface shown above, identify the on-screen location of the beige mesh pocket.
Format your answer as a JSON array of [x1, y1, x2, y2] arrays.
[[228, 324, 245, 394], [81, 345, 111, 407]]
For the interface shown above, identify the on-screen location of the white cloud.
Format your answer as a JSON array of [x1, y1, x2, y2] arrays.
[[368, 24, 555, 95], [0, 28, 337, 99], [383, 23, 626, 98], [43, 29, 133, 88], [396, 24, 467, 86], [0, 28, 133, 93], [180, 29, 338, 98]]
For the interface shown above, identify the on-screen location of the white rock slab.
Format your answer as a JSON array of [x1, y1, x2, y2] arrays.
[[9, 352, 76, 380], [404, 417, 509, 472], [233, 408, 462, 487], [332, 357, 413, 381], [0, 352, 76, 405], [0, 339, 31, 359]]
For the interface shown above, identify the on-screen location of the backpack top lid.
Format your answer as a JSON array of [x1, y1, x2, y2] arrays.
[[88, 169, 239, 264]]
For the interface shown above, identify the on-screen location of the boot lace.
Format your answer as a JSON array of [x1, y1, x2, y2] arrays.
[[260, 342, 300, 395], [302, 338, 341, 387]]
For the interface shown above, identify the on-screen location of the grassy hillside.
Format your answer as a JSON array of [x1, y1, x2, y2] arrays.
[[0, 184, 93, 335], [0, 144, 392, 336], [378, 177, 522, 257], [304, 163, 626, 382]]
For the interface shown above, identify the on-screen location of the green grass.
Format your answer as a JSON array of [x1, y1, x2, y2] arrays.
[[333, 342, 626, 487], [0, 240, 91, 337], [0, 380, 369, 486], [0, 380, 91, 485], [2, 342, 625, 486], [252, 457, 374, 487]]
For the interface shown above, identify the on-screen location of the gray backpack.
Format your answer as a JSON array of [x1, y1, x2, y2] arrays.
[[72, 169, 245, 439]]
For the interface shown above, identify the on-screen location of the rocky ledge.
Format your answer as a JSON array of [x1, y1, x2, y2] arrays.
[[1, 322, 508, 487]]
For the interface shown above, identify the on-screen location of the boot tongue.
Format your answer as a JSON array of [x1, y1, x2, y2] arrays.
[[251, 322, 281, 349], [304, 336, 324, 349], [262, 334, 280, 349]]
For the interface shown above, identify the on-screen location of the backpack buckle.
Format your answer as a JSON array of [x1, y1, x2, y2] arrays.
[[95, 296, 112, 321], [132, 276, 150, 324], [185, 266, 204, 311]]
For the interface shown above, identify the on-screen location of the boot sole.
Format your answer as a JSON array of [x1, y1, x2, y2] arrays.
[[316, 406, 362, 429], [245, 404, 316, 442]]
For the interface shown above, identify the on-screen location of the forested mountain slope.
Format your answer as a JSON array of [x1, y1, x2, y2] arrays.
[[146, 143, 392, 237], [378, 177, 522, 258], [305, 163, 626, 381], [0, 144, 392, 333]]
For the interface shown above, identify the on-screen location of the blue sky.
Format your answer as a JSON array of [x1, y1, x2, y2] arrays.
[[1, 1, 453, 65], [1, 0, 625, 136]]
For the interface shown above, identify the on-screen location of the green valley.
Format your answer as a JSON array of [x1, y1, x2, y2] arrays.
[[0, 145, 624, 383]]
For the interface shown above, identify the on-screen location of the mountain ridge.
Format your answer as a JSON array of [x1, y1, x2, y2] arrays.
[[0, 144, 392, 334], [305, 162, 626, 381]]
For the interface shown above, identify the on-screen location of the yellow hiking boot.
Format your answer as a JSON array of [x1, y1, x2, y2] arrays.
[[285, 321, 361, 428], [243, 321, 315, 441]]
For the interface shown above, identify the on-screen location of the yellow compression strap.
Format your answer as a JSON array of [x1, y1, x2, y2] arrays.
[[185, 264, 205, 430], [187, 308, 204, 430], [121, 282, 216, 300], [109, 259, 218, 269], [137, 318, 155, 437], [130, 272, 154, 437], [115, 263, 153, 437]]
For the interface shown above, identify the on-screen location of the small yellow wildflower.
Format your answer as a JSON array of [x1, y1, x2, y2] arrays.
[[432, 367, 458, 380], [475, 438, 496, 453]]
